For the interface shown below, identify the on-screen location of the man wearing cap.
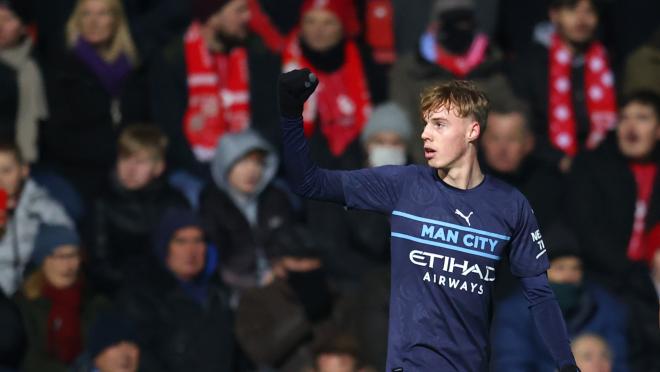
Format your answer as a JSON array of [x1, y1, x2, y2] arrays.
[[117, 208, 234, 372]]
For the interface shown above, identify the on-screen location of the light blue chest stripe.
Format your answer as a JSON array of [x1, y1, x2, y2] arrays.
[[391, 210, 511, 241], [391, 232, 501, 261]]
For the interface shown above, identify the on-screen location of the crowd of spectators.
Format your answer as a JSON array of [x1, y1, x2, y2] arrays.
[[0, 0, 658, 371]]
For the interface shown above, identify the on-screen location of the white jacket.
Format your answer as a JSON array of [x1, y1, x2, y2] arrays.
[[0, 179, 72, 295]]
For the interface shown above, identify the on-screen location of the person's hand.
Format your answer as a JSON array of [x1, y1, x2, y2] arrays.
[[278, 68, 319, 118]]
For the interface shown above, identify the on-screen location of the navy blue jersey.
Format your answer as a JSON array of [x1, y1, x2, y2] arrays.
[[281, 116, 575, 372], [339, 165, 549, 371]]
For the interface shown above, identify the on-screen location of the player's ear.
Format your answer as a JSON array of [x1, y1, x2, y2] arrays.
[[467, 121, 481, 142]]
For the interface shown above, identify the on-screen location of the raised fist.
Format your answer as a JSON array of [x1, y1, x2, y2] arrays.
[[278, 68, 319, 118]]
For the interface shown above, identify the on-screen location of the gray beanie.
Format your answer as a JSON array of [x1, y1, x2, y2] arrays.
[[361, 103, 414, 143]]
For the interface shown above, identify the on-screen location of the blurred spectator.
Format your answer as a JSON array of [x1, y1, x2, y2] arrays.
[[236, 225, 353, 372], [200, 129, 293, 293], [14, 224, 106, 372], [282, 0, 386, 170], [85, 124, 188, 296], [623, 27, 660, 98], [566, 91, 660, 371], [350, 267, 389, 372], [307, 103, 408, 293], [117, 208, 234, 372], [480, 97, 563, 227], [653, 249, 660, 298], [150, 0, 276, 181], [510, 0, 616, 173], [571, 333, 613, 372], [72, 309, 140, 372], [389, 0, 511, 163], [566, 91, 659, 289], [0, 142, 72, 296], [309, 331, 368, 372], [491, 224, 628, 372], [0, 289, 26, 371], [0, 0, 48, 163], [41, 0, 149, 203]]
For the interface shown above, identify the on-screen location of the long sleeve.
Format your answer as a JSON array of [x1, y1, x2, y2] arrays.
[[281, 116, 409, 213], [281, 116, 346, 203], [520, 273, 576, 368]]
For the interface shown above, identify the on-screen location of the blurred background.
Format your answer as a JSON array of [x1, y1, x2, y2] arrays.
[[0, 0, 658, 371]]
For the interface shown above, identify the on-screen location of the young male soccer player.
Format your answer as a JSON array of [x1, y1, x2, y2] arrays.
[[278, 69, 579, 372]]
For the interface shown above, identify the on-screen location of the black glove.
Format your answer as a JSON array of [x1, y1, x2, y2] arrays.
[[559, 365, 580, 372], [278, 68, 319, 118]]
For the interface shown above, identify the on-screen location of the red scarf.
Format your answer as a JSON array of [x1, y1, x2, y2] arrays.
[[365, 0, 396, 64], [420, 31, 489, 78], [627, 163, 658, 261], [282, 36, 372, 156], [42, 280, 83, 364], [183, 22, 251, 162], [548, 33, 617, 156]]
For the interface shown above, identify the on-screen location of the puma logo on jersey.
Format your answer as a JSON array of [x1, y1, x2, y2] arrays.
[[455, 209, 474, 226]]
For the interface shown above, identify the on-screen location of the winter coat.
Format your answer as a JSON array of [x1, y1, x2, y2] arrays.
[[40, 51, 149, 201], [0, 290, 26, 370], [85, 175, 189, 296], [116, 249, 235, 372], [389, 47, 511, 163], [0, 180, 73, 296], [148, 34, 282, 177], [565, 135, 660, 291], [491, 282, 629, 372], [235, 277, 353, 372], [13, 288, 106, 372], [0, 61, 18, 141], [200, 130, 294, 290]]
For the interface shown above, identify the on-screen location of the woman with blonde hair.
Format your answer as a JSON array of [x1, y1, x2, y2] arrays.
[[41, 0, 149, 203], [14, 224, 105, 372]]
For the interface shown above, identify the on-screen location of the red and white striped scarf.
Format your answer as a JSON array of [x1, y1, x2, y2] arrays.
[[183, 22, 251, 161], [548, 33, 617, 156]]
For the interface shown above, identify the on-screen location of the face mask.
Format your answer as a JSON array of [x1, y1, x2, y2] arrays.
[[550, 282, 583, 313], [368, 145, 406, 167], [436, 9, 477, 54]]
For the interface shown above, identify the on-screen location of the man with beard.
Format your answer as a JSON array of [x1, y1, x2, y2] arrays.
[[150, 0, 281, 190], [510, 0, 617, 174]]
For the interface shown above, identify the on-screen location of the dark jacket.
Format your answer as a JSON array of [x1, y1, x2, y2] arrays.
[[13, 287, 106, 372], [483, 157, 564, 228], [117, 250, 234, 372], [236, 276, 353, 372], [390, 46, 511, 163], [509, 42, 609, 168], [0, 61, 18, 142], [566, 135, 660, 290], [85, 175, 189, 296], [0, 291, 26, 370], [148, 34, 282, 177], [491, 281, 629, 372], [40, 51, 149, 200]]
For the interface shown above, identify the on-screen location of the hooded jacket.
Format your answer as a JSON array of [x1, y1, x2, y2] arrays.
[[117, 210, 234, 372], [0, 179, 72, 296], [200, 130, 293, 291]]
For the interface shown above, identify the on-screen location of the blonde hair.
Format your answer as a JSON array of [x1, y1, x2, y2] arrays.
[[22, 270, 46, 300], [420, 80, 490, 133], [118, 124, 168, 161], [65, 0, 138, 64]]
